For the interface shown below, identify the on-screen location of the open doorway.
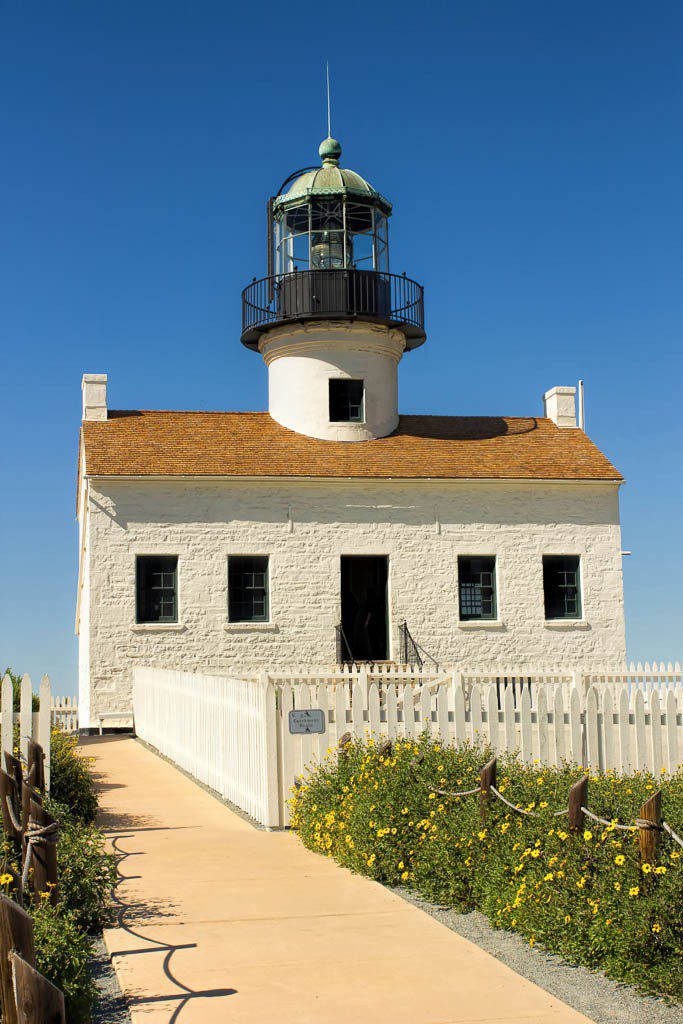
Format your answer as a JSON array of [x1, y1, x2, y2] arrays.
[[340, 556, 389, 662]]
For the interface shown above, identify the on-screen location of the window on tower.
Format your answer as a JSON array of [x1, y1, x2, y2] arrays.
[[329, 379, 364, 422]]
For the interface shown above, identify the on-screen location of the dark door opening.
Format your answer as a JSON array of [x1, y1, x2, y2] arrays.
[[340, 556, 389, 662]]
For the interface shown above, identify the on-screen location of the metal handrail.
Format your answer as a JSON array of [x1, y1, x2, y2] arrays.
[[241, 269, 425, 346]]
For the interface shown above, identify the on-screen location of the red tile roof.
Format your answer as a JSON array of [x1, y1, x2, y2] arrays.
[[81, 411, 622, 482]]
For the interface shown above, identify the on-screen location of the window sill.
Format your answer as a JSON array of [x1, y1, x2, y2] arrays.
[[130, 623, 186, 633], [223, 622, 280, 633], [544, 619, 589, 631], [458, 620, 505, 630]]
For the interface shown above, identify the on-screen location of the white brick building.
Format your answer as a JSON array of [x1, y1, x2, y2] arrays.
[[76, 136, 626, 728]]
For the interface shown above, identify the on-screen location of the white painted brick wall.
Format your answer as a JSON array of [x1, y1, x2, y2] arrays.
[[78, 478, 626, 727]]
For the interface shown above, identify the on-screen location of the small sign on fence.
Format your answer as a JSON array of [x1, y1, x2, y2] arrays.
[[288, 709, 326, 735]]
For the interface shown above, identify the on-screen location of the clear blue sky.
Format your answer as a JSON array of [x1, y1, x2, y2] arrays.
[[1, 2, 681, 692]]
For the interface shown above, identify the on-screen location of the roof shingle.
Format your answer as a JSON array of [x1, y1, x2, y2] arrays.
[[81, 411, 622, 481]]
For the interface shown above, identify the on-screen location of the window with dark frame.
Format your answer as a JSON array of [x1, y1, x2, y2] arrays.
[[136, 555, 178, 623], [228, 556, 269, 622], [543, 555, 582, 620], [458, 556, 497, 621], [329, 379, 364, 422]]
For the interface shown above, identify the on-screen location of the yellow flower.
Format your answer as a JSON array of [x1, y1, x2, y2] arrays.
[[398, 861, 404, 869], [401, 871, 410, 881], [583, 830, 593, 841], [654, 866, 666, 875], [530, 850, 540, 859], [366, 854, 376, 866], [614, 882, 621, 891], [614, 855, 625, 866], [544, 873, 554, 882], [641, 863, 653, 875], [478, 830, 487, 841], [428, 793, 436, 800], [0, 874, 13, 886], [652, 923, 662, 933], [557, 831, 568, 841], [629, 886, 640, 897]]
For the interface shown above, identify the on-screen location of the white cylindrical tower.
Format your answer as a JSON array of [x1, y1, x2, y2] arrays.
[[240, 137, 426, 441]]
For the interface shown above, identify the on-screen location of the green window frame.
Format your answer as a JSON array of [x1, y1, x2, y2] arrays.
[[136, 555, 178, 623], [458, 556, 497, 620], [329, 379, 364, 422], [543, 555, 582, 620], [228, 556, 269, 622]]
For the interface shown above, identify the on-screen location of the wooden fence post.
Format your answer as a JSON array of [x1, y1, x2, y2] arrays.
[[0, 769, 21, 845], [479, 756, 497, 818], [568, 775, 589, 832], [0, 895, 36, 1024], [338, 732, 352, 762], [4, 753, 23, 795], [10, 952, 66, 1024], [28, 801, 57, 905], [26, 741, 44, 795], [638, 790, 662, 865]]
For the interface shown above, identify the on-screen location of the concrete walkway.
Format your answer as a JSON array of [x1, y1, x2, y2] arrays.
[[85, 736, 596, 1024]]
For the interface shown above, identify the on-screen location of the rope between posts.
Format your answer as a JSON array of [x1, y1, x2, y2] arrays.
[[429, 785, 481, 798], [580, 807, 638, 831], [662, 821, 683, 848], [21, 821, 58, 891]]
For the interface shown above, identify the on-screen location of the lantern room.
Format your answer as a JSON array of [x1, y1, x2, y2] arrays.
[[274, 137, 390, 274], [240, 137, 426, 351]]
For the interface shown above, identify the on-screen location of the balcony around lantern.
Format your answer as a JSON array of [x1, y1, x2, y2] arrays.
[[240, 269, 426, 350]]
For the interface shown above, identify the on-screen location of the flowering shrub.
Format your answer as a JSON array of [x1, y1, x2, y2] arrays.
[[292, 736, 683, 1000]]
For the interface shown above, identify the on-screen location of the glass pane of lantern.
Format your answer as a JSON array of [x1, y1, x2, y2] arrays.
[[346, 203, 373, 234], [311, 230, 345, 269], [284, 204, 309, 235], [310, 200, 344, 232], [352, 232, 374, 267], [289, 233, 310, 270], [374, 214, 389, 272]]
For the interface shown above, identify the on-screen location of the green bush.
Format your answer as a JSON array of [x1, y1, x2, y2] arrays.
[[32, 900, 96, 1024], [50, 729, 98, 824], [292, 737, 683, 1001], [46, 799, 116, 932]]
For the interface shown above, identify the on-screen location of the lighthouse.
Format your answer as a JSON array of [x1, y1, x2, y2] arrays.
[[240, 137, 426, 442]]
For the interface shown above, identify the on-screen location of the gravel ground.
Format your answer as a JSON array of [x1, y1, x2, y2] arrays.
[[90, 934, 131, 1024], [394, 888, 681, 1024]]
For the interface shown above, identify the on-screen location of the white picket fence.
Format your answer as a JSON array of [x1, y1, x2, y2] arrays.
[[133, 667, 278, 826], [50, 696, 79, 733], [0, 674, 55, 791], [133, 664, 683, 828]]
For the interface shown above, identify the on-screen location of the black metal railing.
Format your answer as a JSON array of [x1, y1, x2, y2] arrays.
[[399, 620, 423, 669], [241, 269, 425, 348], [336, 623, 354, 666]]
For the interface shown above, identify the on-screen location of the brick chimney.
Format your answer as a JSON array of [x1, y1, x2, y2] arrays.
[[543, 385, 577, 428], [82, 373, 107, 421]]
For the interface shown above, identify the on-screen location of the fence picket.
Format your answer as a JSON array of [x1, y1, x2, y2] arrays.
[[453, 685, 466, 746], [503, 685, 516, 754], [368, 683, 381, 738], [470, 685, 483, 747], [665, 690, 678, 775], [386, 685, 398, 740], [519, 687, 532, 763], [537, 688, 548, 765], [649, 691, 663, 775], [486, 686, 499, 750], [19, 676, 32, 765], [634, 690, 647, 771]]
